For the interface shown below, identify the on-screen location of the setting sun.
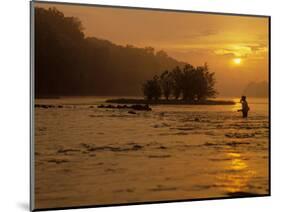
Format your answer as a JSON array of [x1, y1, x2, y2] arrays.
[[233, 58, 242, 65]]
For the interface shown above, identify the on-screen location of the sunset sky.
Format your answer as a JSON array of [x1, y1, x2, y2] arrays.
[[35, 2, 269, 96]]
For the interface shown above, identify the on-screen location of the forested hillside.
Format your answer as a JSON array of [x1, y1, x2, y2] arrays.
[[35, 7, 185, 97]]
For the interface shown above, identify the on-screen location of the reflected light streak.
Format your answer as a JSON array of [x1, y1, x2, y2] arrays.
[[216, 152, 255, 193]]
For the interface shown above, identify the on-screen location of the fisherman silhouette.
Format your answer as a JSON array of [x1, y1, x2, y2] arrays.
[[237, 96, 250, 118]]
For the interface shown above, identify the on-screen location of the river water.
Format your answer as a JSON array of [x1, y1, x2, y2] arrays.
[[34, 97, 269, 209]]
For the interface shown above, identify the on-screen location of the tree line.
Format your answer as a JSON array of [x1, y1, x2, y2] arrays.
[[142, 63, 217, 101], [34, 7, 185, 98]]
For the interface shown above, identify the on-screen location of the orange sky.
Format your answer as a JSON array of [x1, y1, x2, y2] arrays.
[[35, 2, 269, 96]]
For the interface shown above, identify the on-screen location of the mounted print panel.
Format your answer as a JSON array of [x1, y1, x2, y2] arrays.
[[30, 1, 270, 211]]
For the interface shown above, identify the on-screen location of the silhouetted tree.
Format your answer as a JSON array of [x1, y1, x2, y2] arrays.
[[160, 70, 173, 100], [181, 64, 195, 100], [144, 47, 155, 55], [156, 50, 168, 58], [171, 66, 182, 100], [142, 75, 162, 100], [194, 63, 217, 100]]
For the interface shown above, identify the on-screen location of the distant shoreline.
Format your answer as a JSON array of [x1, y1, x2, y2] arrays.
[[106, 98, 235, 105]]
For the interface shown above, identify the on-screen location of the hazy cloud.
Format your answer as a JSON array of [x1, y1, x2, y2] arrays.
[[183, 29, 219, 40], [214, 43, 267, 59]]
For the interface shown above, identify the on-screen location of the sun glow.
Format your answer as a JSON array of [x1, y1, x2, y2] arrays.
[[233, 58, 242, 65]]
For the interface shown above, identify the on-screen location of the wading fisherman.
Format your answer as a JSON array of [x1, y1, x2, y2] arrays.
[[238, 96, 250, 118]]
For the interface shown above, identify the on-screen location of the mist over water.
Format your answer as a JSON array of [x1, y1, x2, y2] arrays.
[[34, 97, 269, 208]]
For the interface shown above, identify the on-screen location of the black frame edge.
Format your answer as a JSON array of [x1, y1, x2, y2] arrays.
[[32, 194, 270, 212]]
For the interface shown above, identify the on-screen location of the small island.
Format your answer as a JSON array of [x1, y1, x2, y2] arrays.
[[106, 98, 235, 105], [106, 64, 235, 106]]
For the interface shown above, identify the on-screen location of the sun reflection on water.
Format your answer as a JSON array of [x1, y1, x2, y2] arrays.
[[216, 152, 255, 193], [231, 98, 241, 112]]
